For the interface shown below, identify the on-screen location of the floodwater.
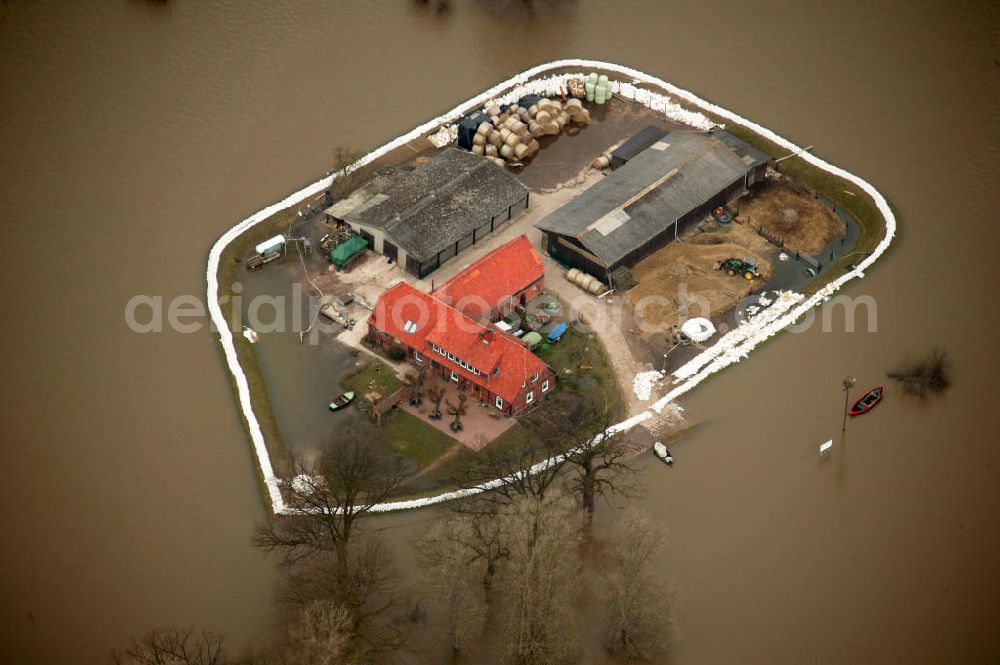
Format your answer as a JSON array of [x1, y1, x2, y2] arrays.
[[1, 1, 998, 663]]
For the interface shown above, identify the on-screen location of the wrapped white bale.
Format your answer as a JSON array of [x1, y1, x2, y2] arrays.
[[472, 133, 486, 147], [514, 143, 529, 160], [472, 144, 485, 155], [598, 74, 609, 86], [485, 144, 498, 157], [504, 132, 521, 148], [500, 144, 513, 159], [477, 122, 492, 136]]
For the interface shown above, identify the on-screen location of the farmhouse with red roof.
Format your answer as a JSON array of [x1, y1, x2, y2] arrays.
[[432, 235, 545, 323], [367, 237, 554, 416]]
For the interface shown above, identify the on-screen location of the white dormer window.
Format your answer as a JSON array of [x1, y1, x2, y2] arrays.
[[526, 391, 534, 404], [495, 396, 504, 409], [403, 320, 418, 334], [542, 379, 550, 392], [531, 373, 539, 382]]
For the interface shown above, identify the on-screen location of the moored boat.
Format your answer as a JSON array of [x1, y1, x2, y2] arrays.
[[653, 441, 673, 465], [328, 390, 356, 412], [849, 385, 884, 416]]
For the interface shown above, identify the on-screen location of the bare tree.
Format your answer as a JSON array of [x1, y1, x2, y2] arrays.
[[502, 492, 583, 665], [562, 407, 640, 520], [447, 393, 468, 432], [427, 382, 445, 420], [416, 515, 488, 658], [600, 509, 672, 661], [405, 365, 425, 406], [286, 600, 353, 665], [110, 628, 228, 665], [457, 432, 566, 507], [252, 430, 407, 587], [888, 347, 951, 396]]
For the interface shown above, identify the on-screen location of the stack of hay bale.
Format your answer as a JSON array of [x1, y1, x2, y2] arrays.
[[584, 73, 611, 105], [468, 97, 592, 166]]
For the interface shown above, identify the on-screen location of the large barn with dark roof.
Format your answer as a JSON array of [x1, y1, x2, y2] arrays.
[[334, 148, 529, 278], [535, 129, 770, 285]]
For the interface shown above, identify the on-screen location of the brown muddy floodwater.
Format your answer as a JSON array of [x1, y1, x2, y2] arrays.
[[1, 1, 998, 663]]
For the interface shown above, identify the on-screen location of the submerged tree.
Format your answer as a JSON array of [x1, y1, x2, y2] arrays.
[[405, 365, 426, 406], [600, 509, 672, 661], [110, 628, 229, 665], [887, 347, 951, 397], [503, 492, 583, 665], [416, 515, 489, 658]]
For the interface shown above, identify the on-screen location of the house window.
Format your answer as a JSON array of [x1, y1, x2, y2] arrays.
[[495, 396, 504, 409], [542, 379, 550, 392], [451, 371, 459, 383], [526, 391, 534, 404], [531, 373, 539, 382], [414, 350, 423, 362], [448, 352, 456, 361]]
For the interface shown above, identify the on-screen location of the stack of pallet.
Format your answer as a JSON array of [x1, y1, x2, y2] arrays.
[[468, 97, 592, 166]]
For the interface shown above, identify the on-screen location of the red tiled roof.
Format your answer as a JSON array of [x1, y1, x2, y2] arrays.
[[368, 281, 549, 405], [433, 235, 544, 321]]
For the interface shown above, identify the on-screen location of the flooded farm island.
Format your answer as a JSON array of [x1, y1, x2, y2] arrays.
[[214, 65, 889, 508]]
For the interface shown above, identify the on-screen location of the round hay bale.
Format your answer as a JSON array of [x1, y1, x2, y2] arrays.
[[477, 122, 492, 136], [574, 109, 591, 125], [485, 144, 498, 157], [488, 156, 506, 167], [509, 119, 526, 135], [504, 132, 521, 148], [471, 144, 485, 155], [490, 114, 500, 126], [514, 143, 529, 160], [528, 139, 540, 153], [472, 133, 486, 147], [509, 104, 521, 114], [550, 100, 563, 113], [535, 110, 552, 125], [565, 98, 583, 114], [538, 98, 555, 112], [499, 127, 512, 141], [565, 126, 581, 136], [528, 104, 539, 117], [544, 122, 560, 136], [488, 131, 504, 147], [500, 144, 514, 159]]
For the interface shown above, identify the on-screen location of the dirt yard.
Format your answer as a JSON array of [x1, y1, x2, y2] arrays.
[[626, 235, 772, 332], [738, 179, 846, 254]]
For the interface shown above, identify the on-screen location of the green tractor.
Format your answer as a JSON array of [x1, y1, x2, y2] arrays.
[[718, 257, 759, 281]]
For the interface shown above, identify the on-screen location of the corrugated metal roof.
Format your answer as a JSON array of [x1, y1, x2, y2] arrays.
[[347, 148, 528, 263], [535, 132, 750, 265]]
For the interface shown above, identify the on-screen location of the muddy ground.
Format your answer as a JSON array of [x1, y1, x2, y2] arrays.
[[738, 178, 846, 254]]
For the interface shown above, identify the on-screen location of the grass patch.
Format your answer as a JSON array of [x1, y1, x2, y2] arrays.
[[382, 410, 456, 469], [537, 327, 624, 419], [341, 360, 404, 401]]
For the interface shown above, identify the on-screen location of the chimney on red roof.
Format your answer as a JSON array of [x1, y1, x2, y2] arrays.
[[480, 328, 493, 345]]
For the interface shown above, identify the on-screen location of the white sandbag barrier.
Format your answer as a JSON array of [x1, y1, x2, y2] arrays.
[[207, 59, 896, 515]]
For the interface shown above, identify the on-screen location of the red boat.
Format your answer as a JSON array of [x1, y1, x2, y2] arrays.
[[849, 385, 884, 416]]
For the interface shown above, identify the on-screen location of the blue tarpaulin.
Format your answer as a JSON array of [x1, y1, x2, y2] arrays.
[[547, 322, 568, 342]]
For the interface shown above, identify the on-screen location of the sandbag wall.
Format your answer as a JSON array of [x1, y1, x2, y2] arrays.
[[466, 97, 592, 166]]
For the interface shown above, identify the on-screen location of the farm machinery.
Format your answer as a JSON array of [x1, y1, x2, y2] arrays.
[[718, 257, 760, 280]]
